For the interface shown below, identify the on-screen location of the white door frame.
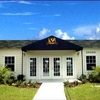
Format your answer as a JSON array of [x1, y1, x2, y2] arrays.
[[51, 57, 62, 79], [65, 56, 75, 78], [41, 57, 51, 79], [28, 57, 38, 79], [41, 56, 62, 79]]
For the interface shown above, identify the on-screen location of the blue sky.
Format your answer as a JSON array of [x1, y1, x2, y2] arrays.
[[0, 1, 100, 40]]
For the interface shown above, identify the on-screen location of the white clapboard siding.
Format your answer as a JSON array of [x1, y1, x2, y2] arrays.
[[82, 48, 100, 76], [0, 48, 22, 76]]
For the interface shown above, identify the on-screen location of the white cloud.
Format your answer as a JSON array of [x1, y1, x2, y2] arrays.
[[73, 23, 100, 39], [73, 26, 94, 36], [55, 29, 63, 37], [41, 14, 61, 17], [38, 28, 50, 39], [96, 25, 100, 33], [1, 12, 35, 16], [28, 28, 38, 30], [55, 29, 75, 40], [62, 33, 75, 40], [89, 37, 94, 40], [94, 25, 100, 39], [19, 1, 32, 4]]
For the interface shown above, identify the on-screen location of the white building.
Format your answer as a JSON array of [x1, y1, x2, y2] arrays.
[[0, 35, 99, 81]]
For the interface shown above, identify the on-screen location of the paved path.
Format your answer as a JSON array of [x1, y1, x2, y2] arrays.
[[33, 82, 66, 100]]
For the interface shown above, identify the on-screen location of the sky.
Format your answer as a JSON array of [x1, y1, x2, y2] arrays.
[[0, 1, 100, 40]]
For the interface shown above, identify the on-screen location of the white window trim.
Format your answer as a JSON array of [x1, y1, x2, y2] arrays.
[[27, 57, 38, 79], [64, 56, 75, 78], [3, 55, 16, 72], [30, 58, 37, 77], [85, 54, 97, 71]]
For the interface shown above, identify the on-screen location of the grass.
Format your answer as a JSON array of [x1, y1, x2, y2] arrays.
[[65, 83, 100, 100], [0, 84, 38, 100]]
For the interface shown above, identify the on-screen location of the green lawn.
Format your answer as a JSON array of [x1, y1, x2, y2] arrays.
[[65, 83, 100, 100], [0, 85, 38, 100]]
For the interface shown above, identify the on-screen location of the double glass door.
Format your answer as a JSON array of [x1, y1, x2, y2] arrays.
[[42, 57, 61, 79]]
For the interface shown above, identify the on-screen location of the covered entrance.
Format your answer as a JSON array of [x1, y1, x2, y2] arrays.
[[22, 35, 83, 80]]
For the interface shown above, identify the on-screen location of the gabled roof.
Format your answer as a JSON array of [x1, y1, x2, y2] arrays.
[[21, 36, 83, 51]]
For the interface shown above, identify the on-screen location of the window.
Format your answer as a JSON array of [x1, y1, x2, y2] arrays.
[[30, 58, 36, 76], [53, 58, 60, 76], [86, 56, 96, 70], [66, 58, 73, 76], [5, 56, 15, 71], [43, 58, 49, 76]]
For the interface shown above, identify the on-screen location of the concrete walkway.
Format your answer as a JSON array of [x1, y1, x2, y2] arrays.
[[33, 82, 66, 100]]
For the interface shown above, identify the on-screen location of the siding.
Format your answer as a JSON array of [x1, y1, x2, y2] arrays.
[[75, 51, 82, 78], [1, 48, 100, 80], [0, 49, 22, 76], [83, 48, 100, 77]]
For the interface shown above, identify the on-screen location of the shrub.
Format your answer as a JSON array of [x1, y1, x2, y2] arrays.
[[81, 79, 86, 84], [16, 80, 23, 87], [17, 74, 25, 81], [64, 81, 73, 87], [78, 74, 87, 84], [0, 66, 15, 85], [32, 82, 37, 88], [89, 66, 100, 83], [5, 72, 15, 85], [28, 80, 32, 84], [23, 82, 27, 87], [74, 81, 79, 86], [64, 81, 70, 86], [78, 74, 86, 81]]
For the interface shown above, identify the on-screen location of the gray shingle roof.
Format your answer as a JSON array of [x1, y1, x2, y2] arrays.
[[69, 40, 100, 48], [0, 40, 100, 49], [0, 40, 34, 48]]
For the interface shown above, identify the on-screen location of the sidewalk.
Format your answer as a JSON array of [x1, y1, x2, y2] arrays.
[[33, 82, 66, 100]]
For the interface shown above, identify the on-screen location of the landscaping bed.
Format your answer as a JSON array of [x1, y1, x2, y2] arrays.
[[12, 80, 42, 88]]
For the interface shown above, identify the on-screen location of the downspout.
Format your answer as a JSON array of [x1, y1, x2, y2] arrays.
[[81, 50, 83, 75], [22, 51, 23, 75]]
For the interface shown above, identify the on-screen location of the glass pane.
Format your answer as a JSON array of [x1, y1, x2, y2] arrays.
[[66, 58, 73, 76], [5, 57, 7, 63], [8, 57, 11, 63], [86, 56, 89, 59], [87, 64, 96, 70], [43, 58, 49, 76], [5, 56, 15, 71], [93, 60, 96, 63], [90, 56, 92, 59], [86, 56, 96, 70], [12, 57, 14, 63], [30, 58, 36, 76], [86, 59, 89, 63], [54, 58, 60, 76], [93, 56, 95, 59]]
